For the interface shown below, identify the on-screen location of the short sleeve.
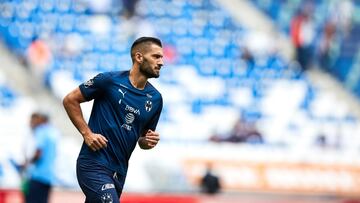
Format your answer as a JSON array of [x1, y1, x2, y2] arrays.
[[79, 73, 111, 101], [145, 96, 163, 131]]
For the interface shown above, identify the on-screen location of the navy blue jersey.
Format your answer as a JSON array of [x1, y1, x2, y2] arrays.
[[78, 71, 163, 175]]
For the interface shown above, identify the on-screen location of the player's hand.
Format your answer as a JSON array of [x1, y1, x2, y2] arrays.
[[83, 133, 108, 151], [139, 129, 160, 149]]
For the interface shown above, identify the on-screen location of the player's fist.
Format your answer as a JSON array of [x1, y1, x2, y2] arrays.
[[138, 129, 160, 149], [84, 133, 108, 151]]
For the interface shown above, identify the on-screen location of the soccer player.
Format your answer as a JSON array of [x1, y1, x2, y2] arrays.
[[62, 37, 164, 203]]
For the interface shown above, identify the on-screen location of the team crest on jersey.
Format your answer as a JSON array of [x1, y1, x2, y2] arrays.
[[145, 100, 152, 112], [84, 78, 94, 88]]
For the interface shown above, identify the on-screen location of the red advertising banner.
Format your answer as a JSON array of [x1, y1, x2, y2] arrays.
[[183, 159, 360, 197]]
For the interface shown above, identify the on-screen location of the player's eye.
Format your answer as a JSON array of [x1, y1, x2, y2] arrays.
[[153, 54, 162, 59]]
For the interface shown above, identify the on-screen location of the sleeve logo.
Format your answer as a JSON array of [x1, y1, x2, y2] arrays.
[[84, 79, 94, 88]]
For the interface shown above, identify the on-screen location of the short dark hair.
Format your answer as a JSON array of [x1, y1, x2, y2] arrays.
[[31, 112, 49, 122], [130, 37, 162, 62]]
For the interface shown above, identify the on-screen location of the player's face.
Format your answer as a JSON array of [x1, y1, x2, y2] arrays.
[[139, 44, 163, 78], [30, 115, 41, 130]]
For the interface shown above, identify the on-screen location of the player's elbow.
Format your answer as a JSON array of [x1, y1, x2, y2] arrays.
[[62, 91, 78, 110], [62, 93, 72, 108], [63, 88, 84, 108]]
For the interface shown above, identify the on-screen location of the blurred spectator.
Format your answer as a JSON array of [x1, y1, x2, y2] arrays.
[[314, 134, 328, 148], [121, 0, 140, 19], [210, 118, 263, 144], [26, 37, 52, 77], [117, 0, 155, 40], [118, 18, 156, 40], [200, 163, 221, 195], [290, 2, 315, 72], [163, 44, 178, 64], [314, 128, 342, 150], [23, 112, 60, 203], [333, 0, 354, 34], [241, 46, 255, 69], [88, 0, 139, 19], [317, 19, 337, 72]]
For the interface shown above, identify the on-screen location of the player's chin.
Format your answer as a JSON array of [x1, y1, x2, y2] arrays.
[[145, 73, 159, 79], [152, 71, 160, 78]]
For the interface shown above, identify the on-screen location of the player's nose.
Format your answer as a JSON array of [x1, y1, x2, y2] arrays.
[[158, 59, 164, 67]]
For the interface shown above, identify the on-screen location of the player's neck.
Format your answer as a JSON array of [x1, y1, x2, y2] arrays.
[[129, 69, 147, 90]]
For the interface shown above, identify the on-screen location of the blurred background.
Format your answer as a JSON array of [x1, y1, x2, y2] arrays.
[[1, 0, 360, 202]]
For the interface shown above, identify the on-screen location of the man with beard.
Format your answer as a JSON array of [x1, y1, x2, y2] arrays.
[[63, 37, 164, 203]]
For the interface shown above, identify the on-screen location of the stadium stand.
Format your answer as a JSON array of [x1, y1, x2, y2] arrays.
[[1, 0, 360, 200], [251, 0, 360, 97], [1, 0, 360, 157]]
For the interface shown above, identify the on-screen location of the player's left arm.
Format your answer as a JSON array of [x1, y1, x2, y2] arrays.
[[138, 129, 160, 150], [138, 95, 162, 150]]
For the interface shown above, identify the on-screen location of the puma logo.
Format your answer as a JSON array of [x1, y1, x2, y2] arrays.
[[118, 88, 127, 104]]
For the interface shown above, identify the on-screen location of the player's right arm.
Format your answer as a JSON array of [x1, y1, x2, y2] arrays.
[[63, 87, 108, 151]]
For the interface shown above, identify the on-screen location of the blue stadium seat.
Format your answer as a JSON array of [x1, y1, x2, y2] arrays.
[[0, 0, 358, 146]]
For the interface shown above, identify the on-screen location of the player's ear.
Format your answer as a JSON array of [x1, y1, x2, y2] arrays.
[[135, 52, 143, 63]]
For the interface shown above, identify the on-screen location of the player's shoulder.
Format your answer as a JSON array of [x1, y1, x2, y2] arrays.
[[96, 71, 128, 83], [101, 70, 127, 78], [146, 82, 162, 99]]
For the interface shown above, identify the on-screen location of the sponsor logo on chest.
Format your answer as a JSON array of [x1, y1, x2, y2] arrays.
[[125, 105, 140, 116], [121, 104, 140, 131], [119, 92, 154, 131]]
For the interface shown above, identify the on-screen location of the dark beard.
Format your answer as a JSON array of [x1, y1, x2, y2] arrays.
[[139, 59, 159, 78]]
